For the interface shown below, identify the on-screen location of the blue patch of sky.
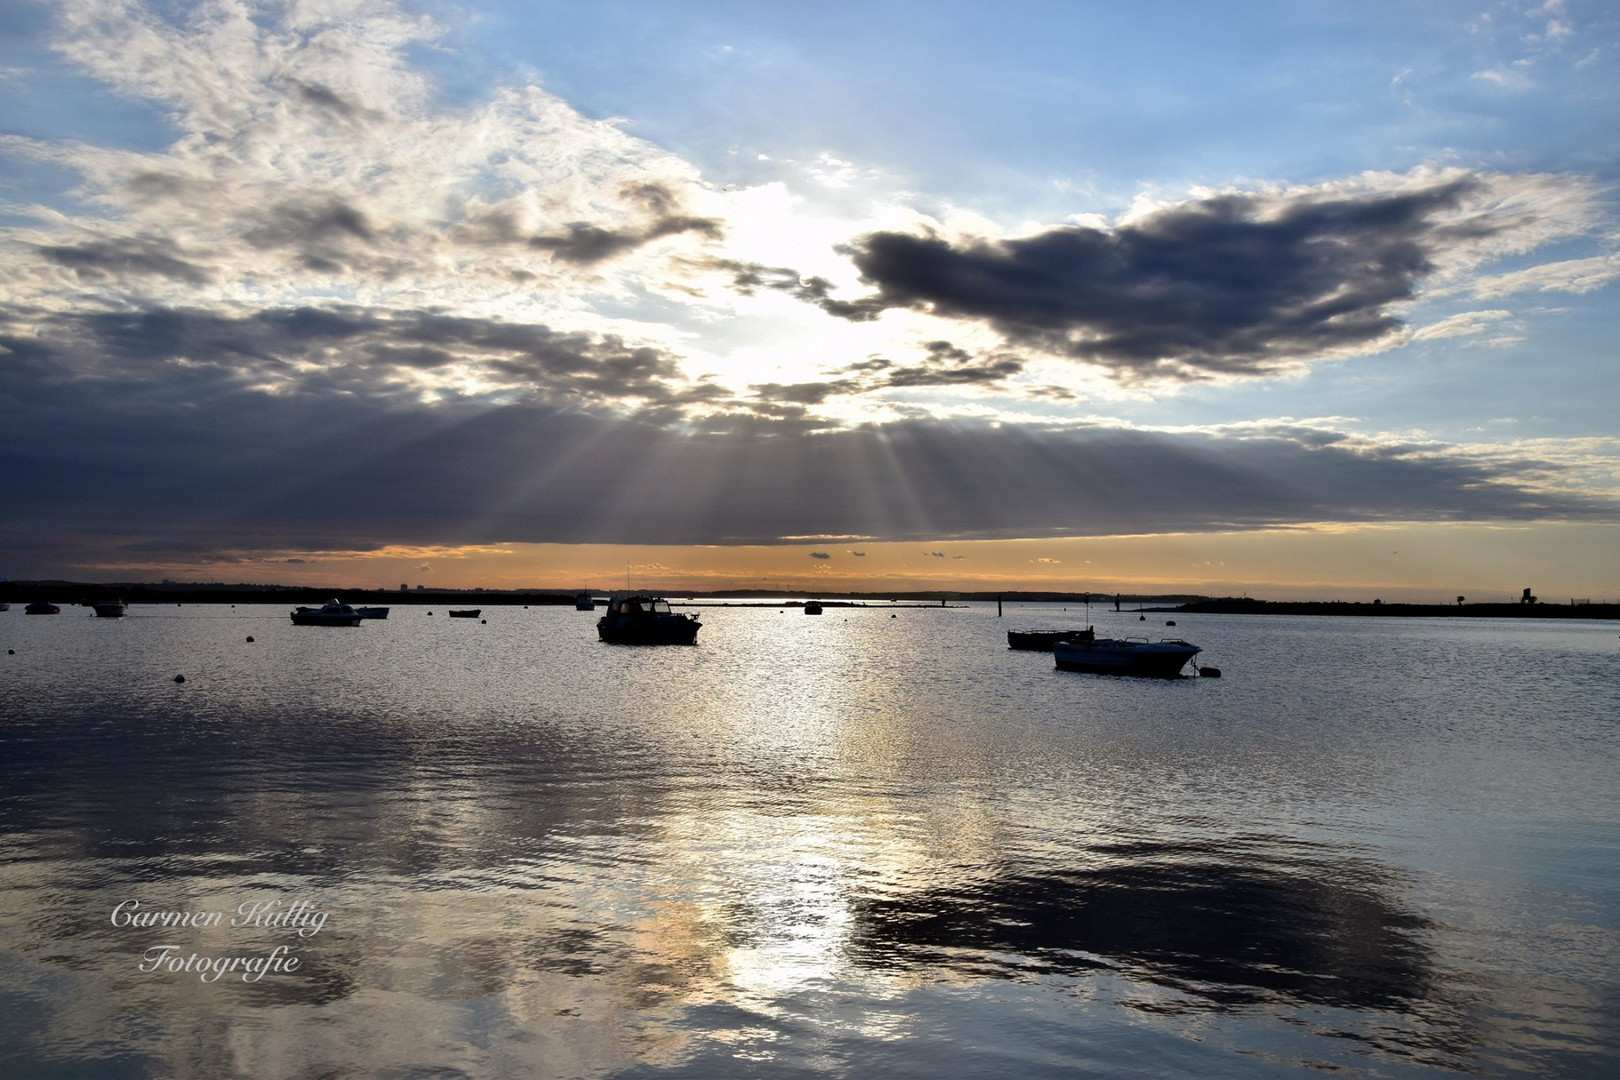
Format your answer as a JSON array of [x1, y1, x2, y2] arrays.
[[0, 2, 179, 161], [453, 0, 1619, 220]]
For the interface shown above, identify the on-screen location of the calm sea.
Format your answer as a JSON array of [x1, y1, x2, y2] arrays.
[[1, 601, 1617, 1078]]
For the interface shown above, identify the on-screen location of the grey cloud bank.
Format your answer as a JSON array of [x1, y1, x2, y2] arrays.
[[3, 336, 1614, 574]]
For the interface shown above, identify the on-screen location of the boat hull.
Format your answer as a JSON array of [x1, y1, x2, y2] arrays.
[[597, 618, 700, 645], [291, 613, 362, 626], [93, 600, 127, 618], [291, 602, 364, 627], [1053, 638, 1200, 677], [1007, 630, 1089, 651]]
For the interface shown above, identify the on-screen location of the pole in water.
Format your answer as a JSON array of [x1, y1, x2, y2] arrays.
[[997, 596, 1002, 617]]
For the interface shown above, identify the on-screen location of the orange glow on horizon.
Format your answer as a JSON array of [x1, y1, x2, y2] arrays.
[[61, 522, 1620, 605]]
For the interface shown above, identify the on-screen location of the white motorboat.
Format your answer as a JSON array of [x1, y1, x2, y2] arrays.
[[290, 600, 363, 627], [1053, 635, 1200, 677]]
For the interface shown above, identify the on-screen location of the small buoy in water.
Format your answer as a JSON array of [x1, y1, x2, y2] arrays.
[[891, 613, 897, 618], [246, 636, 254, 643], [428, 611, 433, 616], [173, 674, 186, 683], [1198, 666, 1221, 678], [7, 649, 13, 655], [481, 619, 486, 624]]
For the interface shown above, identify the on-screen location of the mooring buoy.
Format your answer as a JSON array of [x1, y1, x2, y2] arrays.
[[1198, 666, 1221, 678], [173, 674, 186, 683]]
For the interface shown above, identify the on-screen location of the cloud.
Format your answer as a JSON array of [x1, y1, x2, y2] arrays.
[[778, 172, 1602, 383], [2, 0, 723, 323], [2, 335, 1617, 575]]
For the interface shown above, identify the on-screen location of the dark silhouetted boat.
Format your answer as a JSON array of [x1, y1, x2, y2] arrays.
[[1053, 635, 1200, 677], [597, 595, 700, 645], [448, 609, 481, 618], [353, 606, 389, 619], [92, 599, 127, 618], [291, 600, 363, 627], [1007, 627, 1093, 650], [575, 593, 595, 611], [25, 601, 60, 615], [804, 600, 824, 614]]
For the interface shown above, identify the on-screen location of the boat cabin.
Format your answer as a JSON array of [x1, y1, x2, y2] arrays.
[[609, 596, 674, 617]]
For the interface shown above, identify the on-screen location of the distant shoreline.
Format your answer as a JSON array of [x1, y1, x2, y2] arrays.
[[2, 582, 1616, 620]]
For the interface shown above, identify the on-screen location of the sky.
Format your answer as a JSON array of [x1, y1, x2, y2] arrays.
[[1, 0, 1617, 600]]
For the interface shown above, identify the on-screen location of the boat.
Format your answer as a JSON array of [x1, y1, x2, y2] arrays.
[[290, 600, 363, 627], [804, 600, 824, 615], [575, 594, 596, 611], [25, 601, 60, 615], [353, 606, 389, 619], [0, 602, 9, 611], [92, 599, 127, 618], [596, 595, 700, 645], [448, 609, 481, 618], [1053, 635, 1200, 678], [1007, 627, 1094, 651]]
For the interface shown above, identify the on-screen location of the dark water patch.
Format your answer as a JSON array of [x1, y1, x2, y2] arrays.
[[850, 839, 1436, 1011]]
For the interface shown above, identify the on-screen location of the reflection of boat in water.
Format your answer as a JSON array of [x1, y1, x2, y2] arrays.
[[597, 595, 700, 645], [1053, 635, 1200, 677], [575, 594, 596, 611], [92, 599, 127, 618], [291, 600, 363, 627], [804, 600, 823, 615], [25, 601, 60, 615], [448, 609, 481, 618], [1007, 628, 1094, 650], [352, 607, 389, 619]]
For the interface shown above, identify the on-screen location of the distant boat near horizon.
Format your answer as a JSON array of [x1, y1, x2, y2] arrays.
[[353, 606, 389, 619], [25, 601, 59, 615], [448, 609, 481, 618], [575, 594, 595, 611], [92, 599, 126, 618]]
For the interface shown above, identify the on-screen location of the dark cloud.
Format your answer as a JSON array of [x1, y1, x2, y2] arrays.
[[9, 305, 696, 408], [1, 303, 1615, 575], [244, 199, 376, 249], [527, 183, 724, 265], [749, 341, 1023, 408], [776, 178, 1493, 380], [882, 341, 1024, 387], [37, 236, 214, 284]]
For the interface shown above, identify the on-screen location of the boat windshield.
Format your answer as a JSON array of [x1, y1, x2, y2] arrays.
[[650, 600, 672, 614]]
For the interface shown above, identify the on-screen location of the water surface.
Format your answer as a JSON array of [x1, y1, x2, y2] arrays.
[[2, 602, 1617, 1077]]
